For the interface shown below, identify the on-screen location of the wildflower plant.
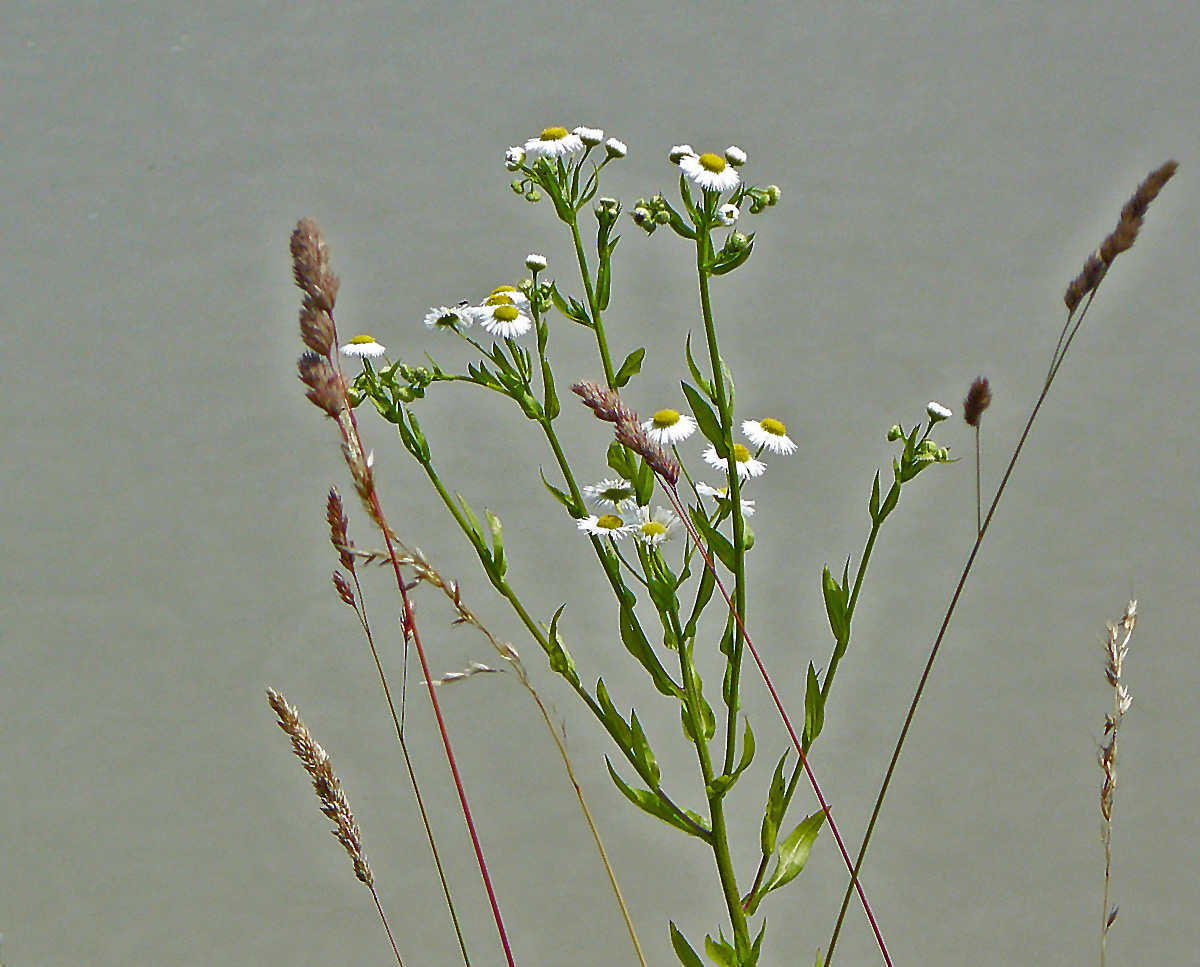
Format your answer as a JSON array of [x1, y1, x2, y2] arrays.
[[281, 125, 1177, 967]]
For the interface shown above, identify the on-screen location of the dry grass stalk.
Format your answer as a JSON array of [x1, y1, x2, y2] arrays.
[[266, 688, 373, 887], [1098, 599, 1136, 967], [571, 380, 680, 485], [1064, 161, 1177, 313]]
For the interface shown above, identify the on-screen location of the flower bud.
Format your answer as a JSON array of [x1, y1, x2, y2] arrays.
[[669, 144, 695, 163], [525, 189, 541, 203], [765, 185, 782, 206], [505, 146, 525, 170], [926, 401, 952, 423], [605, 137, 627, 158], [887, 425, 904, 441], [725, 145, 747, 166], [525, 253, 548, 272], [573, 126, 604, 146]]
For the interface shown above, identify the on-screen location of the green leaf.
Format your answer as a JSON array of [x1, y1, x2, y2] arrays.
[[680, 381, 726, 455], [614, 347, 645, 389], [878, 477, 901, 520], [705, 931, 737, 967], [485, 509, 505, 579], [540, 470, 582, 516], [708, 718, 756, 797], [760, 750, 790, 856], [620, 605, 683, 698], [689, 507, 736, 573], [607, 438, 636, 481], [680, 660, 716, 744], [803, 662, 824, 747], [595, 678, 631, 748], [710, 237, 754, 275], [684, 332, 714, 398], [868, 470, 881, 521], [628, 710, 660, 786], [541, 358, 560, 420], [605, 759, 706, 838], [544, 605, 579, 687], [760, 810, 825, 896], [670, 923, 705, 967], [822, 565, 849, 643], [456, 493, 485, 546]]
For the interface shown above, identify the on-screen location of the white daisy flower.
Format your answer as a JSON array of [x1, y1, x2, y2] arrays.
[[583, 478, 636, 510], [423, 304, 473, 331], [573, 126, 604, 146], [643, 409, 698, 445], [525, 253, 547, 272], [669, 144, 696, 163], [926, 401, 953, 423], [475, 301, 533, 339], [742, 417, 796, 454], [340, 334, 386, 358], [696, 481, 756, 516], [605, 137, 627, 158], [524, 126, 584, 159], [679, 152, 740, 193], [717, 204, 740, 226], [725, 145, 747, 166], [634, 506, 680, 546], [578, 512, 636, 539], [704, 443, 766, 479], [505, 146, 526, 170]]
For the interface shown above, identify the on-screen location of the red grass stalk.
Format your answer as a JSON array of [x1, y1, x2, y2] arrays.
[[292, 220, 518, 967]]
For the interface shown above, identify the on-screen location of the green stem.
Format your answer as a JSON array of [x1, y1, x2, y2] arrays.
[[567, 216, 616, 387]]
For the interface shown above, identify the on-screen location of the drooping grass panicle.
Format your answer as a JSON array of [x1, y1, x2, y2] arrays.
[[1064, 161, 1177, 314], [571, 380, 680, 485], [825, 166, 1176, 965], [266, 688, 373, 887], [1098, 599, 1137, 967]]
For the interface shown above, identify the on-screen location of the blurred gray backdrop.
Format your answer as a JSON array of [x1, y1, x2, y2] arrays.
[[3, 1, 1198, 965]]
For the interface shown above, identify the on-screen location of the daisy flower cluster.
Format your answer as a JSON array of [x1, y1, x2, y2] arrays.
[[505, 125, 626, 206], [576, 407, 798, 543], [423, 284, 535, 341]]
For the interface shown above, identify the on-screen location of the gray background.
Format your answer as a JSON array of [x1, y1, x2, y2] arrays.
[[3, 1, 1198, 965]]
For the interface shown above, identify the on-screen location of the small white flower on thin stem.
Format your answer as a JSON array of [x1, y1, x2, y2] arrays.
[[476, 302, 532, 339], [573, 126, 604, 146], [634, 506, 680, 546], [505, 146, 526, 170], [524, 126, 584, 159], [424, 304, 473, 332], [717, 204, 740, 226], [525, 253, 547, 272], [704, 443, 766, 479], [669, 144, 696, 163], [605, 138, 627, 158], [725, 145, 747, 166], [696, 481, 756, 516], [926, 401, 953, 423], [679, 152, 740, 193], [341, 335, 386, 358], [583, 478, 636, 510], [742, 417, 796, 454], [578, 512, 636, 539], [643, 409, 697, 445]]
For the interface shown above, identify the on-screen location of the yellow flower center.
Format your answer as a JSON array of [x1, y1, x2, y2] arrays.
[[642, 522, 667, 537], [597, 514, 625, 530], [698, 153, 726, 174], [540, 126, 569, 141], [484, 293, 515, 306], [601, 486, 632, 502], [349, 334, 377, 344], [653, 409, 681, 428], [491, 285, 518, 296], [732, 443, 750, 462], [760, 417, 787, 436], [493, 305, 519, 322]]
